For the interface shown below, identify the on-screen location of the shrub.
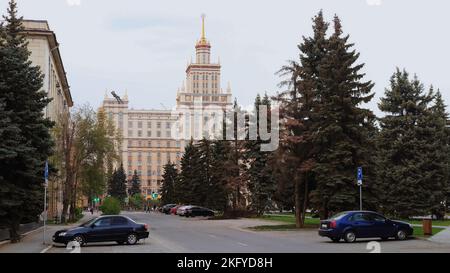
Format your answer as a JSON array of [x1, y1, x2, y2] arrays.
[[100, 196, 121, 215], [129, 194, 144, 210]]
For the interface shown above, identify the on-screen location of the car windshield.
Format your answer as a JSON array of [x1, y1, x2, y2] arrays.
[[80, 217, 98, 227], [330, 212, 349, 221]]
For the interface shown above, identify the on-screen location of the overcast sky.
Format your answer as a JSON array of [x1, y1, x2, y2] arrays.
[[2, 0, 449, 115]]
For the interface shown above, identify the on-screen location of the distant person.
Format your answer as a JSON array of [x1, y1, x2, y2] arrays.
[[90, 207, 94, 215]]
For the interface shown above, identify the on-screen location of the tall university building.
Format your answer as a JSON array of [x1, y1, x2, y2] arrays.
[[102, 15, 233, 196]]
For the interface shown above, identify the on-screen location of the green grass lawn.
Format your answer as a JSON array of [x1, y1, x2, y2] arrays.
[[413, 227, 445, 238], [255, 214, 448, 236], [407, 220, 450, 227], [260, 214, 320, 226]]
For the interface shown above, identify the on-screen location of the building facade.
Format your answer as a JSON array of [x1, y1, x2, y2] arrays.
[[23, 20, 74, 220], [102, 16, 232, 197]]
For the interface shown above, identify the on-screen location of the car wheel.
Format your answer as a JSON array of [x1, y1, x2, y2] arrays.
[[72, 235, 85, 246], [395, 229, 407, 241], [331, 237, 340, 243], [344, 231, 356, 243], [127, 233, 138, 245]]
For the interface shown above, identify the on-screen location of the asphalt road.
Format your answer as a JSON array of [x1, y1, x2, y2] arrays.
[[46, 211, 450, 253]]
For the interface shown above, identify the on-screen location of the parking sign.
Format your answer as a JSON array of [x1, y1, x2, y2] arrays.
[[357, 167, 363, 186]]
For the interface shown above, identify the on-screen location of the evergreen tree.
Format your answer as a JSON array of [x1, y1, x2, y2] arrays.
[[108, 164, 127, 204], [207, 140, 232, 211], [427, 90, 450, 219], [309, 16, 377, 218], [175, 140, 202, 204], [128, 170, 141, 196], [378, 70, 448, 218], [160, 162, 178, 205], [196, 138, 213, 206], [245, 94, 276, 215], [276, 11, 328, 226], [0, 0, 54, 242]]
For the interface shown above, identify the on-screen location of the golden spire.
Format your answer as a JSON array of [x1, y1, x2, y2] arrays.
[[201, 13, 206, 41]]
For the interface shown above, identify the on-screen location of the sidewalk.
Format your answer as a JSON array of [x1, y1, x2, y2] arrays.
[[429, 227, 450, 244], [0, 211, 100, 253]]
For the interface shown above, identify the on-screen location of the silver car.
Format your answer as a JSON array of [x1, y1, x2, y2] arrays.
[[177, 205, 193, 216]]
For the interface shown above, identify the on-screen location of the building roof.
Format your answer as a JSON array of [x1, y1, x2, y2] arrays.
[[22, 20, 73, 107]]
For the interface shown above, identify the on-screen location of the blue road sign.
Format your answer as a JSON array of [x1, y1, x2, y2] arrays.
[[357, 167, 363, 186], [44, 161, 49, 185]]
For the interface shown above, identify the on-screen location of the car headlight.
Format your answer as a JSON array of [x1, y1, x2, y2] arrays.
[[409, 224, 413, 229], [59, 232, 67, 236]]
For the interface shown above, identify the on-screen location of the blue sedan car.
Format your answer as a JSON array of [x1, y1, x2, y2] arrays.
[[53, 215, 149, 246], [318, 211, 414, 243]]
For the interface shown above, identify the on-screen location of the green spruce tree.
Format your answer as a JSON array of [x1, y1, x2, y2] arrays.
[[160, 162, 178, 205], [378, 70, 449, 218], [0, 0, 54, 242], [175, 140, 202, 204], [245, 94, 276, 215], [276, 11, 328, 226], [108, 164, 127, 204], [310, 15, 377, 218], [128, 170, 142, 196]]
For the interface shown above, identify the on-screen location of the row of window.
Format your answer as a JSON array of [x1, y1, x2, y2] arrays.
[[127, 140, 181, 148], [193, 73, 219, 81], [128, 130, 172, 138], [128, 121, 172, 129]]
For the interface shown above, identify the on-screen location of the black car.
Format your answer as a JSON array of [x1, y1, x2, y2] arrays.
[[318, 211, 414, 243], [161, 204, 177, 214], [53, 215, 149, 246], [185, 206, 215, 217]]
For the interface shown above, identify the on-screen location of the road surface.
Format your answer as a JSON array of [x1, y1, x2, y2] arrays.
[[44, 211, 450, 253]]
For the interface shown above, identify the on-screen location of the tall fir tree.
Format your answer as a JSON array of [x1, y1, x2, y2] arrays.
[[245, 94, 276, 215], [175, 140, 202, 204], [378, 70, 449, 218], [208, 139, 232, 211], [309, 15, 377, 218], [108, 164, 127, 204], [128, 170, 142, 196], [160, 162, 178, 205], [276, 11, 328, 226], [0, 0, 54, 242]]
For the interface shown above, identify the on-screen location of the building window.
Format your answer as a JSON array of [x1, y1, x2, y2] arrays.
[[128, 121, 133, 128], [138, 131, 142, 137], [148, 141, 152, 147], [166, 131, 171, 138], [147, 131, 152, 137], [138, 121, 142, 129], [157, 131, 161, 138], [167, 141, 171, 148], [128, 130, 133, 137], [157, 122, 161, 129]]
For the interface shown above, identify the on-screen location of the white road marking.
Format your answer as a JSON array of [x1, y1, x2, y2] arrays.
[[208, 234, 217, 238], [237, 242, 248, 247], [40, 245, 53, 253]]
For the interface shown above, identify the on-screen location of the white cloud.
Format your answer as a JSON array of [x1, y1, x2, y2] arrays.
[[66, 0, 81, 7], [366, 0, 383, 6]]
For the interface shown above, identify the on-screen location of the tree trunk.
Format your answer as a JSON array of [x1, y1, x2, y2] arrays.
[[9, 220, 21, 243], [294, 173, 304, 228]]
